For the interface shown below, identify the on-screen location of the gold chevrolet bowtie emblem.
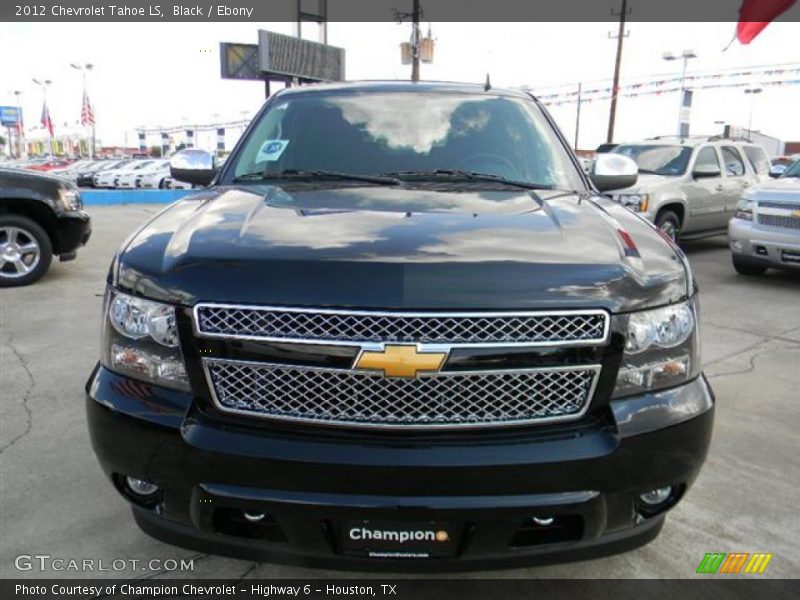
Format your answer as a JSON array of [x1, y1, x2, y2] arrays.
[[792, 210, 800, 219], [354, 344, 448, 378]]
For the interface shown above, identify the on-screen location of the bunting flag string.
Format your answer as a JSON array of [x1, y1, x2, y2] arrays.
[[533, 65, 800, 104]]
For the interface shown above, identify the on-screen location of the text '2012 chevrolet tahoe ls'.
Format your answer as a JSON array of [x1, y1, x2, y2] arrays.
[[86, 82, 714, 571]]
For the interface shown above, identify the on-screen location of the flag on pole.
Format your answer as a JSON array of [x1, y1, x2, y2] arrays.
[[80, 91, 95, 126], [736, 0, 797, 44], [40, 101, 54, 137]]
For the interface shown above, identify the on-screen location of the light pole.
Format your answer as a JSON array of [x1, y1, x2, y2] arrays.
[[663, 50, 697, 137], [744, 87, 762, 141], [71, 63, 94, 158], [12, 90, 24, 158], [32, 78, 53, 158]]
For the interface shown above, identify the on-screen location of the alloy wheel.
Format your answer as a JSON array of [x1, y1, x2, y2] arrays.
[[659, 220, 678, 242], [0, 226, 41, 279]]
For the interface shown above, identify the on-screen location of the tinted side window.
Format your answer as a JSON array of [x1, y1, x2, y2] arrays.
[[694, 147, 720, 173], [743, 146, 770, 176], [721, 146, 746, 177]]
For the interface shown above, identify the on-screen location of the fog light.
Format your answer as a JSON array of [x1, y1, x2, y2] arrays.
[[126, 477, 159, 497], [639, 486, 672, 506], [243, 511, 266, 522], [531, 516, 555, 526]]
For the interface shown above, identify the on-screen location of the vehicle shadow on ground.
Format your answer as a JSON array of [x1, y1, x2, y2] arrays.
[[678, 237, 729, 255]]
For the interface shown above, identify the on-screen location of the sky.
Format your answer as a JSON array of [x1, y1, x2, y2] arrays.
[[1, 21, 799, 153]]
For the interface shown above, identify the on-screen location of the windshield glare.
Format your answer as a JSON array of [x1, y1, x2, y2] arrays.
[[231, 91, 581, 189], [612, 144, 693, 176]]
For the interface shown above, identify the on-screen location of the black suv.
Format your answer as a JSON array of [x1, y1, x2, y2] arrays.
[[1, 167, 91, 286], [86, 82, 713, 570]]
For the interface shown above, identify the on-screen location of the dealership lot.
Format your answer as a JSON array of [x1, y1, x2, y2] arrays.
[[1, 205, 798, 579]]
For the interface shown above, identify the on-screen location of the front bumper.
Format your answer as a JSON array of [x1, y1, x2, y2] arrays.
[[86, 366, 714, 571], [53, 210, 92, 257], [729, 217, 800, 271]]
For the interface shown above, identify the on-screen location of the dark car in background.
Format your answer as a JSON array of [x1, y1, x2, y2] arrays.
[[76, 159, 133, 188], [86, 81, 713, 570], [0, 167, 91, 286]]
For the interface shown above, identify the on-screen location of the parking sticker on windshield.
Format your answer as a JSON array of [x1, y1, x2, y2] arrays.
[[257, 139, 289, 162]]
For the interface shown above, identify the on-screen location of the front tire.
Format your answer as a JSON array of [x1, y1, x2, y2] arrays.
[[0, 215, 54, 287], [655, 210, 681, 242], [732, 255, 767, 276]]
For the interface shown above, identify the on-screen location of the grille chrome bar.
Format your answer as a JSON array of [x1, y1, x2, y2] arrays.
[[202, 358, 601, 430], [193, 304, 610, 348]]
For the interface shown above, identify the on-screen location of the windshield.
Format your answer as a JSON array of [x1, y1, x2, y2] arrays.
[[612, 144, 693, 176], [783, 161, 800, 178], [230, 90, 581, 189]]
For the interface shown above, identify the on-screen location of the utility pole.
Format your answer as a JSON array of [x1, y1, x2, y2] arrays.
[[411, 0, 421, 82], [607, 0, 628, 144], [574, 82, 582, 151]]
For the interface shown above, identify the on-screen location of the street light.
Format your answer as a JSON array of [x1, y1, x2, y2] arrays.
[[663, 50, 697, 137], [71, 63, 94, 158], [12, 90, 24, 158], [32, 78, 53, 158], [744, 87, 763, 141]]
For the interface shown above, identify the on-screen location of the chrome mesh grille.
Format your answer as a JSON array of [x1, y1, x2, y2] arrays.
[[203, 359, 600, 429], [195, 305, 608, 346], [758, 201, 800, 211], [758, 214, 800, 230]]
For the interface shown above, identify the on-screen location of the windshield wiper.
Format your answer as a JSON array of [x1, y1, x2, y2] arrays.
[[380, 169, 556, 190], [235, 169, 401, 186]]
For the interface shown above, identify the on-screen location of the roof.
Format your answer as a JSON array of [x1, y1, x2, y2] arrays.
[[619, 136, 762, 148], [275, 80, 534, 100]]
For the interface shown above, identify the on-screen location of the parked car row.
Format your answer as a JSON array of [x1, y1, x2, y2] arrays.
[[1, 156, 200, 190], [58, 159, 178, 189], [597, 137, 799, 277]]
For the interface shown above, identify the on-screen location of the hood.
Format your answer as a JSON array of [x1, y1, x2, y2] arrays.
[[0, 166, 71, 187], [116, 185, 688, 312], [746, 176, 800, 201], [615, 172, 676, 194]]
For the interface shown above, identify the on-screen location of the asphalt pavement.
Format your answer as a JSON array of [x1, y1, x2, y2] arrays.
[[1, 205, 798, 579]]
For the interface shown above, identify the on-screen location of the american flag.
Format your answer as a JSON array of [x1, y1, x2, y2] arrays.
[[80, 90, 95, 127], [40, 101, 54, 137]]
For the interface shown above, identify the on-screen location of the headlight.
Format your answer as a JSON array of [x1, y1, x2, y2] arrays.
[[625, 302, 694, 354], [613, 299, 700, 398], [59, 187, 82, 211], [616, 194, 649, 212], [734, 198, 754, 221], [102, 289, 189, 390]]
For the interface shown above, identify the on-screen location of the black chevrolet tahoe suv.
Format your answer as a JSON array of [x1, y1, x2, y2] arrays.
[[86, 82, 714, 570], [1, 166, 91, 286]]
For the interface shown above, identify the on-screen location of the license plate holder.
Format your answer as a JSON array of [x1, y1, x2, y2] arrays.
[[341, 518, 461, 559]]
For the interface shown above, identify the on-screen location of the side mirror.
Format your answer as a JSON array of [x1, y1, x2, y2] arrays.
[[591, 153, 638, 192], [692, 164, 722, 179], [769, 165, 787, 179], [170, 149, 215, 187]]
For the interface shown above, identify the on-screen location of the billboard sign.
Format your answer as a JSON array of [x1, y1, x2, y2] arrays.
[[220, 43, 261, 80], [0, 106, 21, 127], [258, 30, 345, 82]]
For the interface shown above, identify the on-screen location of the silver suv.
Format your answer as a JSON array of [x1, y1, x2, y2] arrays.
[[729, 160, 800, 275], [606, 137, 771, 241]]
